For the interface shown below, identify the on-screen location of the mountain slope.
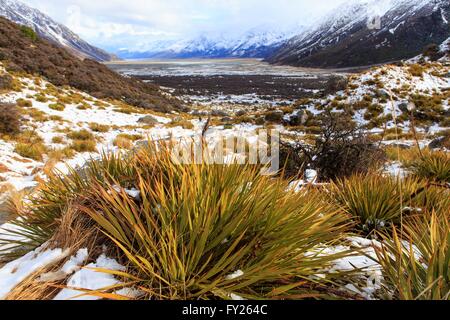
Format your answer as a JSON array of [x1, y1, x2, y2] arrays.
[[0, 17, 183, 112], [267, 0, 450, 68], [118, 24, 305, 59], [0, 0, 116, 62]]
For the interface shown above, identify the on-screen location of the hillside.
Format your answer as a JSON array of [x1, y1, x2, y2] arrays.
[[0, 0, 116, 62], [267, 0, 450, 68], [0, 17, 184, 113]]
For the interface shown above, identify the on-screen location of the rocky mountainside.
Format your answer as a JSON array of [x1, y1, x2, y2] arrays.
[[118, 24, 305, 60], [0, 0, 116, 62], [267, 0, 450, 68]]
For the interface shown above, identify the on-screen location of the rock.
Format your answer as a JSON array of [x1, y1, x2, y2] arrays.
[[377, 89, 390, 98], [255, 117, 265, 125], [264, 110, 284, 123], [191, 110, 208, 117], [429, 136, 449, 150], [287, 110, 308, 126], [0, 74, 13, 90], [398, 102, 409, 113], [211, 109, 229, 117], [137, 115, 159, 125], [221, 117, 232, 123], [171, 116, 183, 122], [389, 143, 412, 150], [235, 110, 247, 117], [305, 169, 318, 183]]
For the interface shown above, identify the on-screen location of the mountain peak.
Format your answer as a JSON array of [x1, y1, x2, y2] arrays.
[[267, 0, 450, 68], [0, 0, 116, 61], [116, 24, 306, 60]]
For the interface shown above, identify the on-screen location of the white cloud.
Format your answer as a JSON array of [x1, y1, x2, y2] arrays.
[[20, 0, 352, 51]]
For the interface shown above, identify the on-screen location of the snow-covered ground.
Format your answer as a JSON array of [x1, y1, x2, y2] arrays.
[[0, 63, 269, 201]]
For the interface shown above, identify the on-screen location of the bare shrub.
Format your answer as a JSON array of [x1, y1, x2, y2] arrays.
[[281, 111, 386, 181], [422, 43, 444, 62], [324, 75, 348, 95], [0, 103, 20, 135], [0, 74, 13, 90]]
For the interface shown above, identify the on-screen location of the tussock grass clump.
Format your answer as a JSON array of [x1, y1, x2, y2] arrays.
[[14, 142, 47, 161], [385, 146, 416, 163], [116, 133, 143, 141], [374, 211, 449, 300], [330, 174, 423, 234], [48, 115, 63, 122], [1, 144, 353, 300], [70, 139, 97, 153], [48, 103, 65, 111], [88, 123, 110, 133], [407, 151, 449, 183], [76, 103, 91, 110], [67, 129, 94, 141], [24, 108, 49, 122], [34, 94, 48, 103], [167, 119, 194, 130], [113, 133, 144, 149], [16, 98, 32, 108], [113, 136, 133, 149], [408, 64, 425, 77], [20, 26, 37, 41]]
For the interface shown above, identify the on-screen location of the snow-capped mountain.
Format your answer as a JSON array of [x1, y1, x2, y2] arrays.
[[0, 0, 116, 61], [118, 24, 305, 60], [267, 0, 450, 68]]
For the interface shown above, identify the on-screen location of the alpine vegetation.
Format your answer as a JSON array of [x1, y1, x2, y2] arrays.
[[0, 0, 449, 302]]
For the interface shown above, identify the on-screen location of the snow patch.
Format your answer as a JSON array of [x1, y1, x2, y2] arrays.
[[53, 254, 125, 300], [0, 244, 69, 299], [225, 270, 244, 280]]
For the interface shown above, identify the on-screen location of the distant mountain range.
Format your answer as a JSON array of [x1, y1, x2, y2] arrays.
[[119, 0, 450, 68], [1, 0, 448, 68], [267, 0, 450, 68], [117, 24, 306, 60], [0, 0, 116, 61]]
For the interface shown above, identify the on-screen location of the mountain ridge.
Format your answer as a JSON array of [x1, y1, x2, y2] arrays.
[[0, 0, 116, 62], [117, 24, 305, 60], [0, 17, 184, 112], [267, 0, 450, 68]]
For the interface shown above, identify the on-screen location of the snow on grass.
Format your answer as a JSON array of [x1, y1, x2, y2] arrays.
[[0, 221, 30, 254], [383, 161, 409, 178], [225, 270, 244, 280], [0, 68, 176, 193], [38, 248, 89, 282], [0, 244, 69, 299], [326, 237, 383, 300], [0, 140, 41, 191], [53, 254, 126, 300]]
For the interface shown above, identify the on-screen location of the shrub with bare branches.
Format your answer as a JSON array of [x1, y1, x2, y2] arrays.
[[281, 111, 386, 181], [0, 103, 20, 135]]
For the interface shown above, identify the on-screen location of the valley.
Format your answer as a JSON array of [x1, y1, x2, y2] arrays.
[[107, 58, 337, 105]]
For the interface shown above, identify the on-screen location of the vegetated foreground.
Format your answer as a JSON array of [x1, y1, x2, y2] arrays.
[[0, 18, 449, 300]]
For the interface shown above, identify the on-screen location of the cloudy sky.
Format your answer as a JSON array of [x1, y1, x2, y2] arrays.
[[21, 0, 353, 52]]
